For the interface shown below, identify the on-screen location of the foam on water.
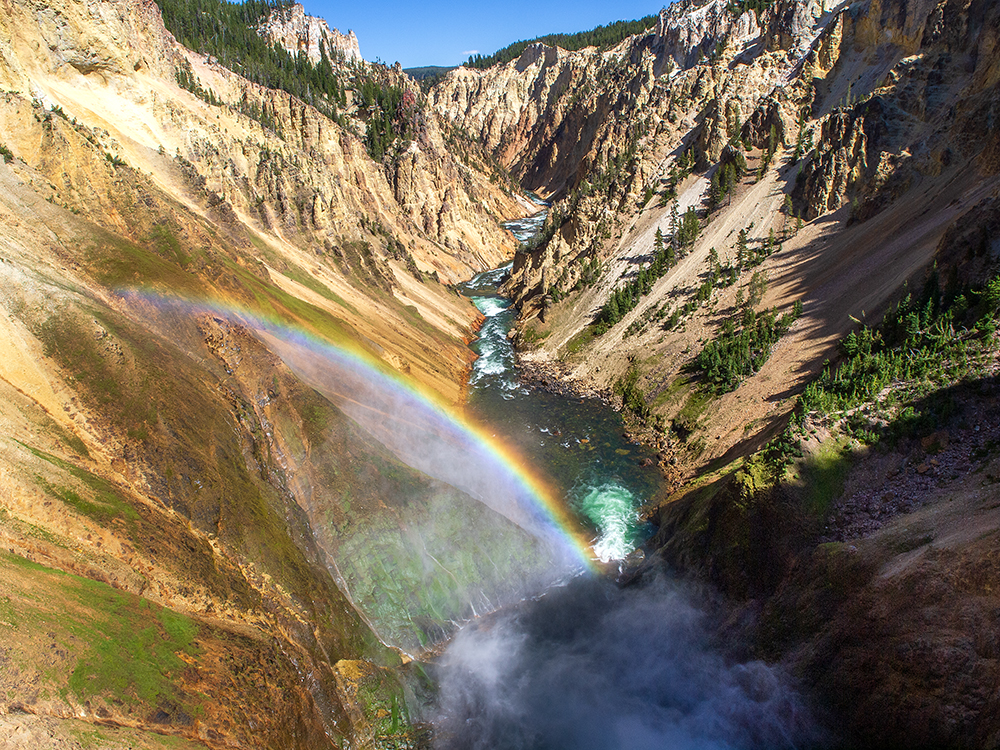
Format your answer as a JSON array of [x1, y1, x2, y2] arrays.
[[473, 297, 509, 318], [576, 483, 648, 563]]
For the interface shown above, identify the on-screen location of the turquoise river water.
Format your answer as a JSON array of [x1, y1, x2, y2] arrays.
[[458, 219, 660, 563]]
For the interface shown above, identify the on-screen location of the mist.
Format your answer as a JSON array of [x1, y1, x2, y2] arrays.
[[255, 327, 582, 565], [431, 571, 824, 750]]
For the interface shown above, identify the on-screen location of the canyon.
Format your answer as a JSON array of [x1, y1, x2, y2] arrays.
[[0, 0, 998, 747]]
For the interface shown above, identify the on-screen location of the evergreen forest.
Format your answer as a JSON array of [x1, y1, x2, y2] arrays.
[[156, 0, 411, 160], [464, 15, 659, 69]]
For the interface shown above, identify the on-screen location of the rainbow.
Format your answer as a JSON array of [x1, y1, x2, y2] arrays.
[[126, 290, 599, 572]]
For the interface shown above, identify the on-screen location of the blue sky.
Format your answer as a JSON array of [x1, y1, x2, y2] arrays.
[[304, 0, 667, 69]]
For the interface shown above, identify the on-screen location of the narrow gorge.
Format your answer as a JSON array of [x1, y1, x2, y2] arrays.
[[0, 0, 998, 747]]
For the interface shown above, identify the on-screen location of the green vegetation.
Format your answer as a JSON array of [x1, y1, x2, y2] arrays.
[[20, 442, 139, 527], [147, 224, 191, 268], [69, 597, 199, 707], [332, 483, 549, 650], [37, 313, 159, 442], [564, 324, 598, 355], [156, 0, 412, 159], [358, 80, 414, 161], [404, 65, 455, 92], [797, 438, 853, 517], [792, 107, 813, 162], [615, 363, 650, 419], [174, 57, 223, 108], [727, 0, 776, 20], [595, 210, 699, 332], [403, 65, 456, 80], [650, 148, 696, 208], [672, 384, 716, 441], [520, 325, 548, 346], [548, 255, 602, 303], [758, 124, 780, 179], [798, 273, 1000, 442], [0, 142, 13, 163], [464, 15, 659, 69], [708, 148, 748, 211], [84, 230, 201, 293], [720, 270, 999, 532], [696, 301, 802, 392], [696, 247, 735, 302], [0, 551, 200, 712], [158, 0, 341, 116]]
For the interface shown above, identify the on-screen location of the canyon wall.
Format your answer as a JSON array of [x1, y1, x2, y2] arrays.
[[426, 0, 1000, 745], [0, 0, 538, 746]]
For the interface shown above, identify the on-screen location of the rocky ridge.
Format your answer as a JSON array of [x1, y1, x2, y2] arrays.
[[260, 2, 361, 64]]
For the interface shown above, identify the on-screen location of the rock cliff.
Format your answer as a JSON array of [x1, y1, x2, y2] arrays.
[[260, 2, 361, 64], [429, 0, 999, 464]]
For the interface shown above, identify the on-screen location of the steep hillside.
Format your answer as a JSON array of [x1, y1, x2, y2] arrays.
[[0, 0, 541, 746], [432, 0, 1000, 476], [1, 0, 998, 744]]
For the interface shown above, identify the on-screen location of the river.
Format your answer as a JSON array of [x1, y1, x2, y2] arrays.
[[428, 209, 822, 749], [457, 226, 661, 563]]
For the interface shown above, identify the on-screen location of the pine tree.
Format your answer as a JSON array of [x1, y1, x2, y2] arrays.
[[736, 228, 748, 268], [748, 270, 768, 307], [793, 108, 808, 161], [728, 107, 742, 144]]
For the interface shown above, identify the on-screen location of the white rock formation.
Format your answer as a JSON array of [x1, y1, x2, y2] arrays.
[[260, 3, 361, 64]]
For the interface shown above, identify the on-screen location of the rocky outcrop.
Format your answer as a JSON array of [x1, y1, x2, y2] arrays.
[[764, 0, 824, 55], [791, 0, 1000, 220], [429, 0, 826, 315], [260, 2, 361, 63], [794, 96, 889, 218], [0, 0, 179, 90], [655, 0, 757, 70], [741, 95, 793, 150]]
